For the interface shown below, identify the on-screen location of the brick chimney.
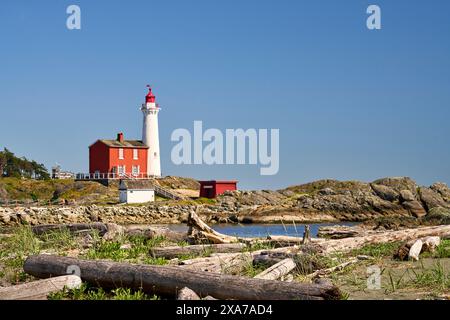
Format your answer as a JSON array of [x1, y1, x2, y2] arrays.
[[117, 132, 124, 143]]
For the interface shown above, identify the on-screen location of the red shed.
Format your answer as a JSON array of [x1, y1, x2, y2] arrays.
[[198, 180, 238, 198], [89, 133, 149, 178]]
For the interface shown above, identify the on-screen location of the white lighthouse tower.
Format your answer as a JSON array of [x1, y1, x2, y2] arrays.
[[141, 85, 161, 177]]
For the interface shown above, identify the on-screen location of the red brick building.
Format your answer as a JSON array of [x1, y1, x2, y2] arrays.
[[89, 133, 149, 178], [199, 180, 238, 198]]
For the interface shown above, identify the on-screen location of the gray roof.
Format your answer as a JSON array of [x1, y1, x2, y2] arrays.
[[99, 140, 148, 148], [119, 180, 155, 190]]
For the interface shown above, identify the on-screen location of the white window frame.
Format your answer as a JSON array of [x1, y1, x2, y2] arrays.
[[119, 148, 124, 160], [111, 166, 117, 178], [132, 165, 140, 176], [133, 149, 139, 160], [118, 165, 125, 175]]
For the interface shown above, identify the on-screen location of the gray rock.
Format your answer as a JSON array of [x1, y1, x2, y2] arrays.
[[418, 187, 447, 211], [431, 182, 450, 201], [0, 212, 11, 224], [370, 183, 399, 202], [372, 177, 418, 195], [279, 189, 295, 197], [17, 212, 32, 224], [402, 200, 427, 218], [400, 190, 415, 202], [318, 188, 335, 195]]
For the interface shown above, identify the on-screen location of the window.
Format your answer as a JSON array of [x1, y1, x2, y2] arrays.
[[118, 165, 125, 175], [119, 148, 124, 159], [132, 165, 140, 176], [133, 149, 138, 160]]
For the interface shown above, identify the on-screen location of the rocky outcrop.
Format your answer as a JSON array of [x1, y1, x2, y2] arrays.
[[1, 177, 449, 226], [419, 186, 448, 211], [370, 184, 399, 202], [0, 204, 196, 226], [208, 177, 450, 223]]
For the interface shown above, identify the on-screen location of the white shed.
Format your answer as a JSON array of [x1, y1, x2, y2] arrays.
[[119, 180, 155, 204]]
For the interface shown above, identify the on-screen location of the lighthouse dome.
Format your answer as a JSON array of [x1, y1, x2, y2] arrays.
[[145, 85, 156, 103]]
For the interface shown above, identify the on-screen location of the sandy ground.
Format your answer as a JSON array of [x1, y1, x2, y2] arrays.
[[173, 189, 199, 198], [334, 257, 450, 300]]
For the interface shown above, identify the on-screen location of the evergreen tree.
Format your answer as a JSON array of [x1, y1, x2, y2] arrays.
[[0, 148, 50, 180]]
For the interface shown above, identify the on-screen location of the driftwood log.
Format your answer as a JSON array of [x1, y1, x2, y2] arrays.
[[150, 243, 247, 259], [188, 211, 325, 247], [0, 275, 81, 300], [177, 287, 201, 300], [253, 251, 297, 266], [23, 255, 342, 300], [302, 225, 311, 244], [306, 258, 359, 280], [180, 246, 302, 273], [254, 258, 296, 280], [316, 225, 450, 254], [180, 252, 253, 274], [32, 223, 109, 236], [188, 211, 239, 244], [32, 223, 186, 242], [395, 236, 442, 261], [317, 225, 370, 239], [124, 225, 187, 242], [408, 240, 423, 261]]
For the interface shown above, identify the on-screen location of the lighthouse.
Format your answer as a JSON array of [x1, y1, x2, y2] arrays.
[[141, 85, 161, 177]]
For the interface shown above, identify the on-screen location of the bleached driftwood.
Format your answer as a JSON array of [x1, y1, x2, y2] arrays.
[[305, 258, 359, 279], [317, 225, 370, 239], [316, 225, 450, 254], [24, 254, 342, 300], [150, 243, 246, 259], [408, 240, 423, 261], [0, 275, 82, 300], [302, 225, 311, 244], [187, 211, 239, 244], [180, 252, 253, 274], [254, 258, 296, 280], [32, 223, 109, 236], [177, 287, 201, 300], [32, 223, 186, 242]]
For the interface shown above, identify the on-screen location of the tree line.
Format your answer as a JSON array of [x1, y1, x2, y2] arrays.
[[0, 148, 50, 180]]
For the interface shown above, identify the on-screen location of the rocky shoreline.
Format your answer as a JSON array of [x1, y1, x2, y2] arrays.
[[1, 177, 449, 227]]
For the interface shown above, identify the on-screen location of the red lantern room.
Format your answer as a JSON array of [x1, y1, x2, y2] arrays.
[[145, 85, 156, 103]]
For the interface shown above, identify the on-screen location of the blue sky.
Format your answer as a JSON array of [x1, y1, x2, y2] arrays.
[[1, 0, 449, 190]]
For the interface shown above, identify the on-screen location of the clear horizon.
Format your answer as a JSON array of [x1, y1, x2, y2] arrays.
[[1, 0, 449, 190]]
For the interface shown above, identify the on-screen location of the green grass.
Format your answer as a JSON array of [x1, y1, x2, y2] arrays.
[[48, 283, 160, 300], [142, 256, 168, 265], [0, 225, 41, 284], [294, 253, 337, 275], [84, 235, 167, 263], [352, 242, 401, 259], [39, 229, 82, 252], [434, 240, 450, 259], [241, 262, 267, 277], [411, 260, 450, 292], [194, 197, 217, 205], [244, 241, 275, 252]]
